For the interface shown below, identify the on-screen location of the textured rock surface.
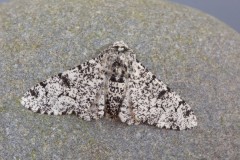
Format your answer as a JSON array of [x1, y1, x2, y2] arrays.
[[0, 0, 239, 159]]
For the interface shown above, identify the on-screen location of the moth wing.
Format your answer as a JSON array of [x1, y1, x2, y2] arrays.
[[21, 55, 106, 121], [119, 60, 197, 130]]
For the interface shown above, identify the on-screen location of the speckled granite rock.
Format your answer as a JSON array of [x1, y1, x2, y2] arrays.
[[0, 0, 239, 159]]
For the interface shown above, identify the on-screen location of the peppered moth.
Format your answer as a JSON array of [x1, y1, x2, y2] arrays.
[[21, 41, 197, 130]]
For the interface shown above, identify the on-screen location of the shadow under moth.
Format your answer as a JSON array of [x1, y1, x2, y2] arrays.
[[21, 41, 197, 130]]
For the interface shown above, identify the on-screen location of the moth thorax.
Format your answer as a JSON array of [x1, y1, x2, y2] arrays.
[[112, 61, 127, 77]]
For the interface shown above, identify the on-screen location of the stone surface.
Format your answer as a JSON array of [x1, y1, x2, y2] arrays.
[[0, 0, 239, 159]]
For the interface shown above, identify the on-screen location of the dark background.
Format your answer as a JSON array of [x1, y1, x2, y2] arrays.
[[170, 0, 239, 32], [1, 0, 239, 32]]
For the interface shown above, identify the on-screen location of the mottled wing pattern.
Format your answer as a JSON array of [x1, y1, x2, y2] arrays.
[[21, 55, 105, 121], [21, 41, 197, 130], [119, 60, 197, 130]]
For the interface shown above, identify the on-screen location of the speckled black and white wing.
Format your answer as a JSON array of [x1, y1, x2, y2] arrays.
[[119, 60, 197, 130], [21, 41, 197, 130], [21, 55, 106, 121]]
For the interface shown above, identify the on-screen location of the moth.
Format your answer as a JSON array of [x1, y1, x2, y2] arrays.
[[21, 41, 197, 130]]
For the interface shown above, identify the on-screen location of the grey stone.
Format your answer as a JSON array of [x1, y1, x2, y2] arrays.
[[0, 0, 239, 159]]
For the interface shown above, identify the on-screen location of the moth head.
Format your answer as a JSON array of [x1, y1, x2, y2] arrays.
[[112, 41, 136, 62], [113, 41, 129, 52], [108, 41, 136, 76]]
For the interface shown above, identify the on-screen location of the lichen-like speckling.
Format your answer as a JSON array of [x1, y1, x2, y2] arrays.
[[21, 41, 197, 130]]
